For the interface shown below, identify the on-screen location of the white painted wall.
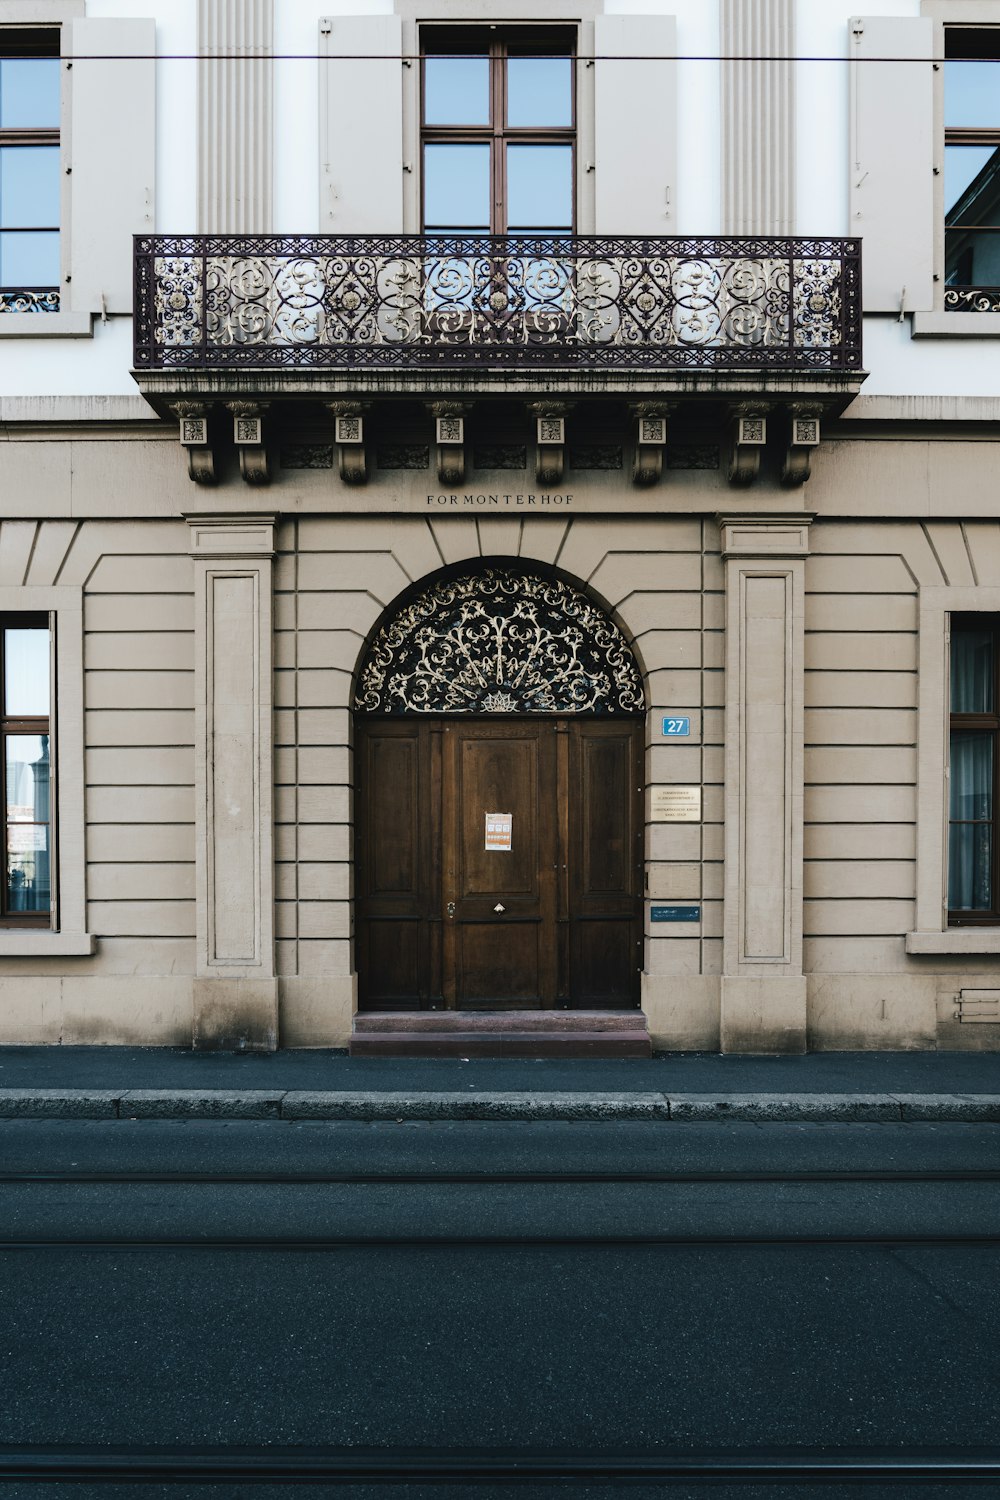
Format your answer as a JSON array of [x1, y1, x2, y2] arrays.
[[274, 0, 392, 234], [604, 0, 721, 234], [84, 0, 197, 232], [0, 319, 134, 397], [0, 0, 195, 396], [4, 0, 1000, 399]]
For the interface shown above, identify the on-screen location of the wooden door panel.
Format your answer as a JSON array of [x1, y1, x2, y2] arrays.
[[356, 720, 442, 1010], [357, 715, 641, 1012], [571, 919, 636, 1005], [579, 733, 632, 897], [445, 722, 557, 1008], [454, 921, 543, 1004], [456, 735, 540, 900], [358, 919, 423, 1005], [569, 720, 642, 1007], [364, 733, 419, 897]]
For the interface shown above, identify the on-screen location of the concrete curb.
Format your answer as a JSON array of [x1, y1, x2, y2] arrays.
[[1, 1088, 1000, 1122]]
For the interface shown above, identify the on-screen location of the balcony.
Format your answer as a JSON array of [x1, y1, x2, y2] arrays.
[[131, 234, 864, 488], [133, 234, 862, 399]]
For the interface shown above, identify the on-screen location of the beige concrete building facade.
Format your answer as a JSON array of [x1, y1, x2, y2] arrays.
[[2, 0, 1000, 1052]]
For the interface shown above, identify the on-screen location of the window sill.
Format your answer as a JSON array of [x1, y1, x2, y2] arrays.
[[907, 929, 1000, 954], [0, 931, 95, 956], [0, 311, 93, 339], [911, 310, 1000, 338]]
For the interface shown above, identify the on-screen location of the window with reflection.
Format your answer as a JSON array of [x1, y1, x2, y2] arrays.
[[945, 29, 1000, 294], [0, 29, 60, 311], [0, 618, 51, 924], [421, 27, 575, 235], [949, 615, 1000, 922]]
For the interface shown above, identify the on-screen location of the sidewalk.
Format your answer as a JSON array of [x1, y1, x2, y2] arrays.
[[0, 1046, 997, 1121]]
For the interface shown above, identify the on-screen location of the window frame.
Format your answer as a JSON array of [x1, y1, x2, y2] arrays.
[[0, 1, 155, 342], [419, 25, 577, 235], [0, 612, 53, 928], [913, 1, 1000, 333], [0, 26, 61, 307], [942, 25, 1000, 301], [947, 612, 1000, 925], [909, 588, 1000, 953], [0, 586, 91, 956]]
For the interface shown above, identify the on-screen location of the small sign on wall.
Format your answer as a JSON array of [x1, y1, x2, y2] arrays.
[[651, 905, 701, 923], [650, 787, 702, 822], [661, 716, 690, 737], [485, 812, 513, 851]]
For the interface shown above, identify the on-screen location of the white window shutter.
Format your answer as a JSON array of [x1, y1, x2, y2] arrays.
[[320, 16, 403, 233], [67, 18, 156, 316], [594, 16, 677, 236], [849, 16, 935, 312]]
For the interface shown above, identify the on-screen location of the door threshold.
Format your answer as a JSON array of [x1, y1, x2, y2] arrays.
[[350, 1009, 651, 1058]]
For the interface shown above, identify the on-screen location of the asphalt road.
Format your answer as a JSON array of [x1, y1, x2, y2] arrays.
[[1, 1119, 999, 1499]]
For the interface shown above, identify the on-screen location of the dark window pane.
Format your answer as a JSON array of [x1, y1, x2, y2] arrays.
[[0, 146, 60, 228], [424, 144, 490, 229], [0, 58, 59, 128], [951, 623, 994, 711], [6, 734, 50, 826], [424, 54, 489, 125], [507, 56, 572, 127], [945, 143, 997, 218], [949, 819, 992, 910], [945, 60, 1000, 128], [4, 628, 49, 716], [950, 729, 993, 821], [506, 144, 572, 229]]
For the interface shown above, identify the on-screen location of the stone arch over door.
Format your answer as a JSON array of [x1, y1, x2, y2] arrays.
[[353, 562, 647, 1012], [354, 561, 647, 717]]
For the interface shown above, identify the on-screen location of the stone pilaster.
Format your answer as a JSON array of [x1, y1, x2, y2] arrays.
[[198, 0, 273, 233], [188, 515, 277, 1050], [721, 0, 795, 234], [719, 515, 811, 1052]]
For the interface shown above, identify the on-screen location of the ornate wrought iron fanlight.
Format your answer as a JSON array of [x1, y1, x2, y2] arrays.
[[355, 567, 645, 715]]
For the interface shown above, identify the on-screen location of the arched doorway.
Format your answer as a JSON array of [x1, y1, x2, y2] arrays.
[[354, 564, 646, 1012]]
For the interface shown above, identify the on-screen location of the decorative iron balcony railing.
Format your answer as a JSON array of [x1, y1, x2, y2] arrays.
[[133, 234, 862, 373], [945, 285, 1000, 313]]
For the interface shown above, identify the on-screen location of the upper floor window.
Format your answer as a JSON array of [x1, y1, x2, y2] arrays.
[[0, 28, 60, 312], [0, 617, 51, 927], [944, 28, 1000, 297], [949, 614, 1000, 924], [421, 27, 575, 235]]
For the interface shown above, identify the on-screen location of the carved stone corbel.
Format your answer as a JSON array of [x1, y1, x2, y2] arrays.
[[528, 401, 571, 486], [780, 404, 822, 488], [726, 403, 769, 487], [227, 401, 271, 486], [171, 402, 217, 486], [429, 401, 469, 486], [328, 401, 368, 485], [630, 402, 671, 487]]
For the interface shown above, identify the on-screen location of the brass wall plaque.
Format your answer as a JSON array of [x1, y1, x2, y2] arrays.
[[650, 786, 701, 822]]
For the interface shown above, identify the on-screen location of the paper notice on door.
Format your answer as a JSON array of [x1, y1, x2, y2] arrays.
[[485, 812, 512, 852]]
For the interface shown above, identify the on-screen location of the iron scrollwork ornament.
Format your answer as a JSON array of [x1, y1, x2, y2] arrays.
[[355, 568, 645, 716], [134, 235, 862, 372]]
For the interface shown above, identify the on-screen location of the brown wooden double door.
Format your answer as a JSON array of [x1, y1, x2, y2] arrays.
[[356, 717, 643, 1011]]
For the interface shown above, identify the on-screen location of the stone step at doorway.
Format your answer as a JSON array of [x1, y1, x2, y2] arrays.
[[350, 1010, 652, 1058]]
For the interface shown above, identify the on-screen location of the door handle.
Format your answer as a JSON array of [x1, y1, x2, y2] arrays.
[[446, 901, 456, 919]]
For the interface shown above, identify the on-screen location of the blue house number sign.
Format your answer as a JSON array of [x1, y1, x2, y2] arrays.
[[661, 716, 690, 737]]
